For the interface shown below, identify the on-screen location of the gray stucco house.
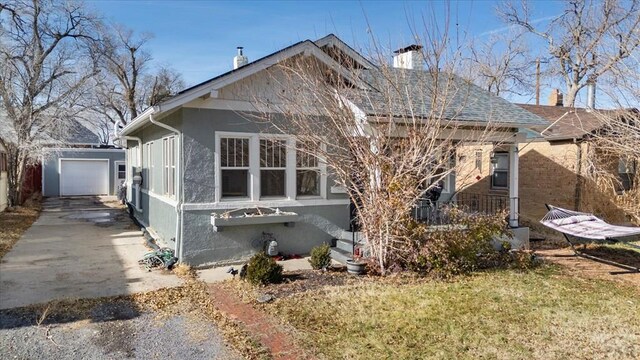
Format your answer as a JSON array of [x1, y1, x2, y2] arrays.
[[118, 34, 546, 267]]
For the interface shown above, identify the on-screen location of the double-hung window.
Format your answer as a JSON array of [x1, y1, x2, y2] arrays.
[[221, 137, 250, 198], [146, 142, 154, 191], [260, 139, 287, 198], [163, 137, 176, 197], [216, 133, 326, 201], [117, 164, 126, 181], [296, 141, 320, 197], [491, 152, 509, 189]]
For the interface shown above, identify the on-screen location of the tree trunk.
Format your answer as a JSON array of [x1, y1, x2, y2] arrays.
[[6, 145, 28, 207], [564, 83, 580, 107]]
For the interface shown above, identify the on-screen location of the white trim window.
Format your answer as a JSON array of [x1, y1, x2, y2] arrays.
[[296, 141, 321, 197], [220, 137, 250, 199], [491, 152, 509, 189], [116, 163, 126, 182], [163, 136, 176, 197], [260, 138, 287, 198], [146, 142, 154, 191], [215, 132, 328, 202]]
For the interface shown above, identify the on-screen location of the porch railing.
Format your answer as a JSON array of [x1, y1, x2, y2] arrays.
[[413, 193, 512, 225], [455, 193, 510, 215]]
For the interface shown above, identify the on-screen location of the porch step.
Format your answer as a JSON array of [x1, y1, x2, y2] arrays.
[[330, 247, 352, 265], [335, 239, 354, 253]]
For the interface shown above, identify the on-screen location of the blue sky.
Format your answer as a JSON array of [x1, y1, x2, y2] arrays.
[[88, 0, 561, 102]]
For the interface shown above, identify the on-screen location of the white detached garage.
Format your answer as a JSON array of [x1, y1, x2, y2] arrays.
[[43, 148, 125, 197], [59, 159, 109, 196]]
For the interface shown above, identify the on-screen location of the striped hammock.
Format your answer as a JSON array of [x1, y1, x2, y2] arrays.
[[540, 205, 640, 241]]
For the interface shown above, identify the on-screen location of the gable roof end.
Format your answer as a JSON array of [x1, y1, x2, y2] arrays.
[[121, 39, 371, 136]]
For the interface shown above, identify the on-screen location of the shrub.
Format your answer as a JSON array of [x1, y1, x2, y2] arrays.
[[309, 243, 332, 270], [391, 207, 510, 277], [245, 252, 283, 285], [478, 248, 542, 270]]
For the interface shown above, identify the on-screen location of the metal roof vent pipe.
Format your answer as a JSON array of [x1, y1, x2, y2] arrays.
[[233, 46, 248, 69], [586, 81, 596, 110], [393, 44, 424, 70]]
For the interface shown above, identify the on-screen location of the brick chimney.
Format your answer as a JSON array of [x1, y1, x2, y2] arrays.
[[548, 89, 563, 106]]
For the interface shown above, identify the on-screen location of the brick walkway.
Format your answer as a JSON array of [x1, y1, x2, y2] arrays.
[[208, 283, 313, 360]]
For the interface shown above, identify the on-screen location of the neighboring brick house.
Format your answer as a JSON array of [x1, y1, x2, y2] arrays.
[[517, 103, 638, 224], [456, 91, 638, 225]]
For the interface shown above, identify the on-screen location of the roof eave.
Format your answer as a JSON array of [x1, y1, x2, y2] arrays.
[[120, 107, 156, 136]]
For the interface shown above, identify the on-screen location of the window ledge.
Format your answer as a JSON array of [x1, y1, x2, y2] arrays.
[[211, 209, 298, 232]]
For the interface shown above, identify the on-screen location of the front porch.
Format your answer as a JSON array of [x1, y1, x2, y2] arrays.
[[414, 192, 514, 225], [331, 141, 529, 264]]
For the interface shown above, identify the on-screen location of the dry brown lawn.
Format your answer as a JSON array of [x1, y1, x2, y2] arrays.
[[0, 202, 41, 259], [263, 266, 640, 359]]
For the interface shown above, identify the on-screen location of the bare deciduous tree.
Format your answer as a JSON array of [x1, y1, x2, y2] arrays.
[[501, 0, 640, 107], [146, 66, 185, 106], [248, 34, 510, 274], [0, 0, 100, 205], [92, 25, 184, 128], [97, 25, 152, 125], [466, 31, 534, 97], [580, 109, 640, 223]]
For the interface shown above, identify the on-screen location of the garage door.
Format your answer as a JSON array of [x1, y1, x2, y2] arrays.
[[60, 159, 109, 196]]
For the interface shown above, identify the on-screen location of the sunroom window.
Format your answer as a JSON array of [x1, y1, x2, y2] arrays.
[[163, 137, 176, 197], [221, 137, 249, 198]]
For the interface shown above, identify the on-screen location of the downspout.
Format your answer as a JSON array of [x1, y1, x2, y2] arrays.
[[119, 135, 142, 211], [149, 114, 184, 262]]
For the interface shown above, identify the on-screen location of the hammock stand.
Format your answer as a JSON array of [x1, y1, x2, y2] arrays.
[[540, 204, 640, 272]]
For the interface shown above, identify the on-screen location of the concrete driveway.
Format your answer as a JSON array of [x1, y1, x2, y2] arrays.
[[0, 197, 182, 309]]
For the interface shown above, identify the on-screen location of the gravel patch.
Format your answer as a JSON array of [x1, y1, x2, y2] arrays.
[[0, 300, 242, 359]]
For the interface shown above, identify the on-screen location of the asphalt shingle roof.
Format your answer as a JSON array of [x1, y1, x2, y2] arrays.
[[350, 68, 548, 127], [146, 34, 548, 130], [517, 104, 608, 140]]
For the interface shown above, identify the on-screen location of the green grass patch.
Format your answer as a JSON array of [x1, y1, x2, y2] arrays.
[[271, 266, 640, 359]]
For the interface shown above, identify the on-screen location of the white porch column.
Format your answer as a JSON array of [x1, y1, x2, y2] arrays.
[[508, 144, 519, 227]]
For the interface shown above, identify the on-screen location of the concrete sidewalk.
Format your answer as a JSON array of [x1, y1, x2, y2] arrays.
[[0, 197, 182, 309], [197, 257, 317, 283]]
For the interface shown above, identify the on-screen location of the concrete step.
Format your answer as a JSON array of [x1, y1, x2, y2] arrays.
[[335, 239, 354, 253], [330, 247, 352, 265]]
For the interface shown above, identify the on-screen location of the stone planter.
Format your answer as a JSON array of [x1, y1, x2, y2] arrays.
[[346, 259, 365, 275]]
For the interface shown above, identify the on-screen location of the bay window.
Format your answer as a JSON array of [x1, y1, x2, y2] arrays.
[[216, 133, 325, 202]]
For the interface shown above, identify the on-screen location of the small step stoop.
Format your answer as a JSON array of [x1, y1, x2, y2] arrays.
[[330, 234, 363, 265]]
